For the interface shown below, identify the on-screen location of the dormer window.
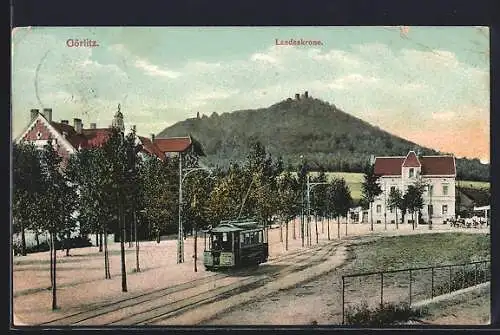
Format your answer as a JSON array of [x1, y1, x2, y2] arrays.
[[409, 168, 414, 178]]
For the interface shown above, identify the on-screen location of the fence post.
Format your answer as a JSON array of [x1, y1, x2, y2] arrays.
[[409, 269, 412, 306], [380, 273, 384, 306], [342, 276, 345, 325], [431, 267, 434, 299], [449, 265, 452, 294]]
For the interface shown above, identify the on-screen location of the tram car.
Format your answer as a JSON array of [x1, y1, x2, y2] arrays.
[[203, 219, 269, 270]]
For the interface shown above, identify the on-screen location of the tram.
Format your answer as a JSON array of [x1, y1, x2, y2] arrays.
[[203, 219, 269, 270]]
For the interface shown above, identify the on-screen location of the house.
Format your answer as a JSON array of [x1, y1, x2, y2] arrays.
[[372, 151, 456, 225], [15, 106, 204, 161]]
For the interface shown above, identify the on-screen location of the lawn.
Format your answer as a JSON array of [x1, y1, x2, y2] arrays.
[[345, 232, 490, 273]]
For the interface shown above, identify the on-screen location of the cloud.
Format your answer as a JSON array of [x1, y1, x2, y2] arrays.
[[134, 59, 181, 78]]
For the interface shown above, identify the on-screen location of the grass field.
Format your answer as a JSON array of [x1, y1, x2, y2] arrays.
[[345, 232, 490, 272]]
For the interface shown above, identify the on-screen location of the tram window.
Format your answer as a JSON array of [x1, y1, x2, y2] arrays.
[[258, 231, 262, 243], [223, 233, 228, 242]]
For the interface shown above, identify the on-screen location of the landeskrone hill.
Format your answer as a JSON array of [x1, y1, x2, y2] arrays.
[[158, 93, 489, 181]]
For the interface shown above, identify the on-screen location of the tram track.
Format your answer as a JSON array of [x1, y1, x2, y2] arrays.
[[40, 241, 339, 326]]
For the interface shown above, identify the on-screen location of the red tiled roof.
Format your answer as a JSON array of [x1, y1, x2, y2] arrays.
[[153, 137, 192, 153], [80, 128, 113, 148], [374, 154, 455, 176], [420, 156, 456, 175], [138, 136, 165, 160], [374, 157, 405, 175], [402, 151, 421, 167]]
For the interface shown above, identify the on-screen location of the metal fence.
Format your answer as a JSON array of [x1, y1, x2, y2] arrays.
[[341, 259, 490, 324]]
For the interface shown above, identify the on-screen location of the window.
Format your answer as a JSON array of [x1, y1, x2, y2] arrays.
[[376, 204, 381, 213], [428, 185, 434, 196], [37, 131, 42, 139], [442, 205, 448, 215], [390, 186, 396, 193], [409, 168, 414, 178], [428, 205, 433, 216], [442, 184, 449, 196], [222, 232, 228, 242]]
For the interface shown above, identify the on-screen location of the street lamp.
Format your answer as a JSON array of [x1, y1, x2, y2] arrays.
[[306, 174, 329, 246], [178, 165, 212, 264]]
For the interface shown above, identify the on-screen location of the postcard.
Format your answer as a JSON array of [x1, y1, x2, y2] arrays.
[[11, 26, 490, 327]]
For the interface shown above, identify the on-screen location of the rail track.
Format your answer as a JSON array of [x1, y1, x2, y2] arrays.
[[40, 241, 340, 326]]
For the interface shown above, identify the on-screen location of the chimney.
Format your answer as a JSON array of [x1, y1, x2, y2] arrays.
[[304, 91, 309, 98], [73, 118, 83, 134], [43, 108, 52, 122], [132, 125, 136, 133], [30, 109, 39, 121], [295, 93, 300, 100], [61, 120, 69, 125], [151, 133, 155, 142], [89, 123, 96, 129]]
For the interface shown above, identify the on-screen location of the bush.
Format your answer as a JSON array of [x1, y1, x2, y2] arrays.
[[345, 301, 428, 326], [434, 266, 490, 296], [12, 235, 92, 255]]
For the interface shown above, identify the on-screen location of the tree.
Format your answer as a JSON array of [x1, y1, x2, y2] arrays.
[[404, 182, 425, 230], [12, 143, 44, 256], [332, 178, 353, 238], [38, 138, 78, 310], [183, 170, 214, 272], [277, 171, 299, 251], [361, 163, 382, 231], [387, 187, 403, 229], [311, 171, 328, 244]]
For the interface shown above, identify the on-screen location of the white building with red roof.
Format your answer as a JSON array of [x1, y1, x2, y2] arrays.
[[15, 106, 203, 163], [372, 150, 456, 225]]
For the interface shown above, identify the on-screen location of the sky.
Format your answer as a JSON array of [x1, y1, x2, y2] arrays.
[[11, 26, 490, 163]]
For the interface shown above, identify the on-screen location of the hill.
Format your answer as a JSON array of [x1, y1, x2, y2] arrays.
[[158, 95, 489, 181]]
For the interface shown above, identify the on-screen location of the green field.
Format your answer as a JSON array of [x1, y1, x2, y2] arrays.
[[345, 232, 490, 272]]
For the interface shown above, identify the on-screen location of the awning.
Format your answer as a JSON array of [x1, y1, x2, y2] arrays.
[[474, 205, 490, 211]]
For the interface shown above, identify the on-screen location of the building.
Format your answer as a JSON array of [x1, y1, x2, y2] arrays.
[[372, 151, 456, 225], [15, 106, 203, 162]]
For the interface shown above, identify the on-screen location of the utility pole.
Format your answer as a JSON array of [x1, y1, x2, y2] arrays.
[[178, 164, 212, 265], [306, 175, 328, 246]]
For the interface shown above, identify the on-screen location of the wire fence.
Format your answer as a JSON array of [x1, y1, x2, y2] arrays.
[[341, 259, 490, 324]]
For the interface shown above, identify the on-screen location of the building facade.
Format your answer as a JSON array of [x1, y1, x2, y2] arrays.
[[15, 106, 200, 162], [372, 151, 456, 225]]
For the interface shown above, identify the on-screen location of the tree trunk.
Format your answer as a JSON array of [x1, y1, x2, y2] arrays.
[[104, 229, 111, 279], [156, 229, 161, 244], [396, 209, 399, 230], [412, 212, 415, 230], [370, 203, 374, 231], [315, 215, 318, 244], [337, 216, 340, 239], [345, 215, 348, 236], [51, 232, 57, 310], [293, 218, 296, 240], [194, 224, 198, 273], [327, 215, 330, 240], [95, 232, 99, 249], [119, 203, 128, 292], [285, 221, 289, 251], [321, 216, 324, 234], [280, 221, 283, 243], [35, 231, 40, 249], [99, 232, 103, 252], [134, 211, 140, 273], [65, 231, 70, 256], [20, 222, 26, 256], [49, 233, 53, 289], [128, 213, 135, 248], [301, 212, 305, 247]]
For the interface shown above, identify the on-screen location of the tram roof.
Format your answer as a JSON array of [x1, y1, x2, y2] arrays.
[[210, 221, 263, 232]]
